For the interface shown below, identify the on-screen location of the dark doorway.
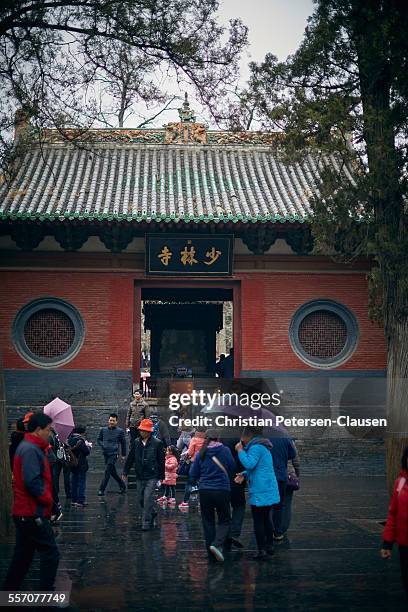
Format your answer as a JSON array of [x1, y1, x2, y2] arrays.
[[138, 286, 234, 396]]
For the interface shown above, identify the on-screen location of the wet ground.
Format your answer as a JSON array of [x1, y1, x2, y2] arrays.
[[0, 472, 406, 612]]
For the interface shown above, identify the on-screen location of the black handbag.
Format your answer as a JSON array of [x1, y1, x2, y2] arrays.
[[176, 458, 191, 476], [286, 472, 300, 491]]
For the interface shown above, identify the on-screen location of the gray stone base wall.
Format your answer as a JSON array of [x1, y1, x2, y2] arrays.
[[5, 370, 387, 475], [4, 369, 133, 406]]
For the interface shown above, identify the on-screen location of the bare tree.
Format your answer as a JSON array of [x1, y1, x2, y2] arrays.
[[0, 1, 248, 168], [86, 39, 176, 128]]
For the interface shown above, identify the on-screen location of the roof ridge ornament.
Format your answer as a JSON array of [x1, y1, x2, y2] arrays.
[[165, 93, 207, 145], [178, 93, 196, 123]]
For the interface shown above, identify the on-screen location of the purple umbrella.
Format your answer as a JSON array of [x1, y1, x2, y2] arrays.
[[44, 397, 74, 442]]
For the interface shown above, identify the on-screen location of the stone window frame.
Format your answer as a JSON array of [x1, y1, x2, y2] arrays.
[[289, 299, 359, 369], [12, 297, 85, 368]]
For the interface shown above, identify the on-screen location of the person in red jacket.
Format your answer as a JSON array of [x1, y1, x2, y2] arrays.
[[3, 412, 60, 591], [381, 446, 408, 597]]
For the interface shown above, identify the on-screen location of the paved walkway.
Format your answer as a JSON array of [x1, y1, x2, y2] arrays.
[[0, 472, 406, 611]]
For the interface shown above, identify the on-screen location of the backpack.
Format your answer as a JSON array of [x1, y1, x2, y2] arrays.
[[54, 430, 79, 469], [66, 445, 79, 469], [54, 431, 68, 463], [66, 437, 84, 469]]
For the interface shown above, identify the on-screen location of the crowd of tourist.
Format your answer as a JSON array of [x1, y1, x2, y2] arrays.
[[3, 388, 408, 601]]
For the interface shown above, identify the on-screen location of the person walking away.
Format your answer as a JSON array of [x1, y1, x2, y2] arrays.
[[9, 418, 26, 470], [48, 417, 73, 503], [158, 446, 179, 507], [179, 427, 206, 510], [223, 436, 246, 549], [281, 444, 300, 536], [235, 426, 280, 561], [68, 426, 91, 508], [122, 418, 165, 530], [127, 389, 147, 442], [223, 348, 234, 379], [215, 354, 226, 378], [3, 412, 60, 591], [381, 445, 408, 598], [190, 429, 236, 563], [97, 413, 127, 496], [269, 433, 297, 541], [53, 441, 73, 502]]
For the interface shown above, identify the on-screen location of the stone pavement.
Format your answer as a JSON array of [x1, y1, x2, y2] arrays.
[[0, 471, 406, 612]]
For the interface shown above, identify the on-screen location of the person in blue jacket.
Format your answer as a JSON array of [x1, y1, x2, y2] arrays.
[[235, 426, 280, 560], [190, 429, 236, 563]]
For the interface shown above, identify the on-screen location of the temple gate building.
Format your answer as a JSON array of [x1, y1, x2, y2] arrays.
[[0, 99, 387, 457]]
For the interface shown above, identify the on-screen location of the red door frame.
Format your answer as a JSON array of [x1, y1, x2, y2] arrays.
[[132, 279, 241, 385]]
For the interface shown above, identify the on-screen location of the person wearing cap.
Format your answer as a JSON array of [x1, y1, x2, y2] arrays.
[[23, 411, 34, 422], [122, 418, 165, 530]]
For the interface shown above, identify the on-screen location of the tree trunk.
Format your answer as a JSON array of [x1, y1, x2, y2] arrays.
[[386, 319, 408, 491], [0, 352, 12, 541], [351, 0, 407, 490]]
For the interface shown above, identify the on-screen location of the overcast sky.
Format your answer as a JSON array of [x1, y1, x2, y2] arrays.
[[129, 0, 315, 127], [219, 0, 314, 68]]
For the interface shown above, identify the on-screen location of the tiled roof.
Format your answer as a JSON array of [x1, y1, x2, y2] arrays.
[[0, 129, 355, 223]]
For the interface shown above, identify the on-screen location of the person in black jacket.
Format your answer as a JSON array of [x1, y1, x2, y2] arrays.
[[97, 413, 127, 496], [189, 429, 236, 562], [68, 426, 91, 508], [122, 418, 165, 531]]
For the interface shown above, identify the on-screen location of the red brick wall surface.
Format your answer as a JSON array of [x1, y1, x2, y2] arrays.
[[0, 270, 387, 372], [0, 272, 134, 370], [239, 273, 387, 371]]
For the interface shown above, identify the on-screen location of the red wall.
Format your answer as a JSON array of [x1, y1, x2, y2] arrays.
[[240, 273, 386, 371], [0, 270, 387, 372], [0, 272, 134, 370]]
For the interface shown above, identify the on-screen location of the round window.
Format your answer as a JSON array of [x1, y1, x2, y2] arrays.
[[289, 300, 358, 368], [13, 298, 84, 367]]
